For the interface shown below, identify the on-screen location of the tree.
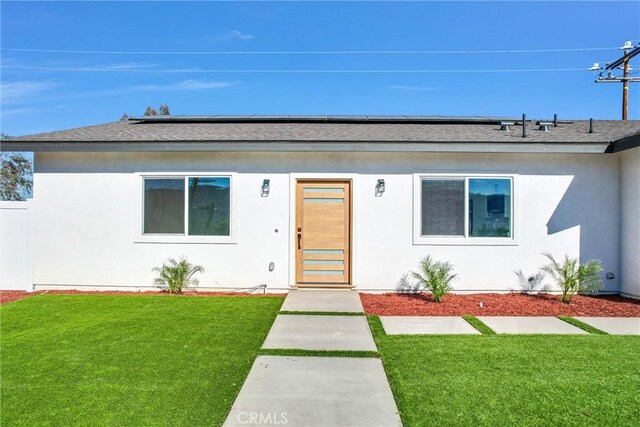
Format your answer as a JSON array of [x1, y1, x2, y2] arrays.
[[0, 152, 33, 201], [143, 105, 170, 116], [144, 106, 158, 116]]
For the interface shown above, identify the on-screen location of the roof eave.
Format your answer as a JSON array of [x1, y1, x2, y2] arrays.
[[0, 140, 610, 154], [606, 131, 640, 153]]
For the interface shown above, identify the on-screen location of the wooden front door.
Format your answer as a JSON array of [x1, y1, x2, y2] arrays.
[[295, 180, 351, 287]]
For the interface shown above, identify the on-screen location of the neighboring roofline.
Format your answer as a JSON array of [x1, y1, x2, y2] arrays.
[[0, 140, 611, 154]]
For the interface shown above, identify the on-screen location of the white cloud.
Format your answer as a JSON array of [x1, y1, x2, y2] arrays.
[[229, 30, 254, 40], [90, 62, 159, 71], [1, 81, 57, 104], [133, 79, 239, 92], [390, 85, 440, 92]]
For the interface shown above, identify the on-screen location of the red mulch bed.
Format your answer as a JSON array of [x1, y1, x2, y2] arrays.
[[0, 291, 43, 305], [360, 292, 640, 317]]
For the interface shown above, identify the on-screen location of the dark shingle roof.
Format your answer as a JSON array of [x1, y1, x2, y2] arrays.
[[3, 116, 639, 152]]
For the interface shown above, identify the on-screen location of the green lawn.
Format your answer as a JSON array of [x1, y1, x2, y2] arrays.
[[369, 316, 640, 427], [1, 294, 283, 426]]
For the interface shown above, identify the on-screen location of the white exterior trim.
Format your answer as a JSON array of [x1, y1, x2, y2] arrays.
[[133, 171, 237, 244], [412, 173, 519, 246]]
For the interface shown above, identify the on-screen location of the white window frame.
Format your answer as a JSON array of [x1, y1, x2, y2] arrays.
[[413, 173, 518, 246], [134, 172, 237, 244]]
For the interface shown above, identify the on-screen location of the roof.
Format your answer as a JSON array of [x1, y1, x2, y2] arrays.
[[2, 115, 639, 154]]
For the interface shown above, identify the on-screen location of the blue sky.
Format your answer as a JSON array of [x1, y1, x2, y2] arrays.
[[1, 1, 639, 137]]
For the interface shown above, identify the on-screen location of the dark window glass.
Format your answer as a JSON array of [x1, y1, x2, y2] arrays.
[[144, 179, 185, 234], [188, 177, 231, 236], [421, 179, 465, 236], [469, 178, 511, 237]]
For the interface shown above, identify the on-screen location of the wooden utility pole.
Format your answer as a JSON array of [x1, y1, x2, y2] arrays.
[[592, 41, 640, 120], [622, 50, 629, 120]]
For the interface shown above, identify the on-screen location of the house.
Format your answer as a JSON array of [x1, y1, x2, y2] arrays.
[[2, 115, 639, 298]]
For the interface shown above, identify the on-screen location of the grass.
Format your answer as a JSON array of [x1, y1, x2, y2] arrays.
[[462, 315, 496, 335], [259, 348, 379, 358], [279, 310, 364, 316], [0, 294, 284, 426], [558, 316, 608, 335], [369, 316, 640, 426]]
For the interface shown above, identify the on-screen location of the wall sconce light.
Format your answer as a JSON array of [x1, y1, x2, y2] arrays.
[[261, 179, 270, 197], [375, 179, 385, 197]]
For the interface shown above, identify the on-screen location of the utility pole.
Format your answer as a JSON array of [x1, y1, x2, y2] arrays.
[[622, 49, 629, 120], [590, 41, 640, 120]]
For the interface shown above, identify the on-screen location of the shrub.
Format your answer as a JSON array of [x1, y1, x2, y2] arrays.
[[514, 270, 549, 294], [411, 255, 456, 303], [152, 256, 204, 294], [540, 252, 603, 304], [396, 273, 421, 294]]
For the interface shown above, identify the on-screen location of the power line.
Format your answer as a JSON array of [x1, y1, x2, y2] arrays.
[[1, 65, 588, 73], [0, 46, 623, 55]]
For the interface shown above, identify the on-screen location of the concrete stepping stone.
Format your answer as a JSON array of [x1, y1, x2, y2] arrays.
[[223, 356, 402, 427], [477, 316, 588, 334], [380, 316, 481, 335], [262, 315, 376, 351], [574, 317, 640, 335], [281, 289, 363, 313]]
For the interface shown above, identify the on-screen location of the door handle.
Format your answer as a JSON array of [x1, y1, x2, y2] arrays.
[[297, 232, 302, 249]]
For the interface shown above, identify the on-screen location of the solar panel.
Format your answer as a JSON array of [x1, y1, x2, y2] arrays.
[[128, 115, 520, 125]]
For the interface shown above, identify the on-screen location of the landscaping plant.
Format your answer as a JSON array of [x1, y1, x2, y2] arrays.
[[396, 273, 421, 294], [540, 252, 603, 304], [514, 269, 549, 294], [411, 255, 456, 303], [152, 256, 204, 294]]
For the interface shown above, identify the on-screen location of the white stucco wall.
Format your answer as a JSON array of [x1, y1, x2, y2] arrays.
[[32, 151, 621, 293], [620, 147, 640, 298]]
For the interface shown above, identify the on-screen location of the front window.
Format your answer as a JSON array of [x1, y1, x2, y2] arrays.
[[142, 176, 231, 236], [187, 177, 230, 236], [420, 176, 513, 239], [468, 178, 511, 238]]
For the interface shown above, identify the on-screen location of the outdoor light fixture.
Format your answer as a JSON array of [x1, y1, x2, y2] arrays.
[[261, 179, 270, 197], [375, 179, 386, 196]]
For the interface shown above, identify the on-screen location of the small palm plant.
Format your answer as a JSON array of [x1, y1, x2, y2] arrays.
[[411, 255, 456, 303], [152, 256, 204, 294], [540, 252, 603, 304], [514, 270, 549, 294]]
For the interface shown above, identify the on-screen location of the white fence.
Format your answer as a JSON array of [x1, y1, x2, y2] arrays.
[[0, 201, 32, 291]]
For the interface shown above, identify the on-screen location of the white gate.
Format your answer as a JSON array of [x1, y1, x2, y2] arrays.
[[0, 201, 33, 291]]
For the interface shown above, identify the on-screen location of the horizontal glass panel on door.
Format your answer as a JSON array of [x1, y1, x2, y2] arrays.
[[468, 178, 512, 238], [144, 178, 185, 234], [188, 177, 231, 236]]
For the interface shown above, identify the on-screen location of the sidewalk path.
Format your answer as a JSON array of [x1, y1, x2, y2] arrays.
[[224, 290, 402, 427]]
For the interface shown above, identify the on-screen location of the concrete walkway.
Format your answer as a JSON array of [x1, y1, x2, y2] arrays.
[[380, 316, 481, 335], [224, 290, 402, 427], [478, 316, 588, 334], [575, 317, 640, 335], [280, 289, 364, 313], [263, 314, 377, 351]]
